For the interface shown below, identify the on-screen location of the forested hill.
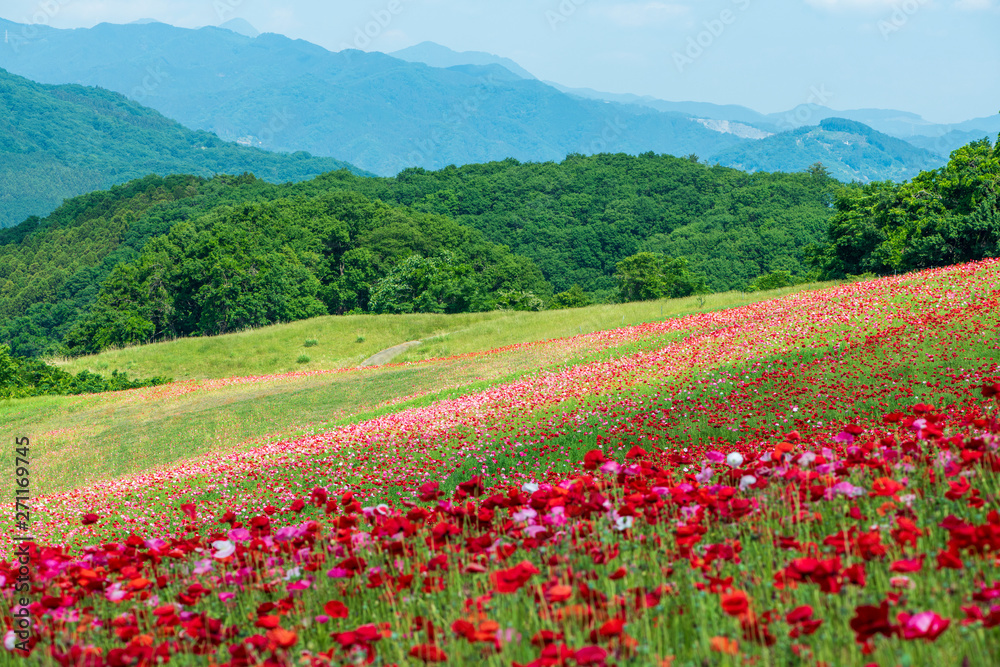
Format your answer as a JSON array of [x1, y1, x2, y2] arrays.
[[5, 141, 996, 361], [298, 153, 839, 294], [0, 154, 837, 357], [0, 68, 367, 228], [0, 175, 548, 357], [814, 137, 1000, 278], [710, 118, 944, 184]]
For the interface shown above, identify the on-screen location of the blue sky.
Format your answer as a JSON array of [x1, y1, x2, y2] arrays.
[[3, 0, 997, 123]]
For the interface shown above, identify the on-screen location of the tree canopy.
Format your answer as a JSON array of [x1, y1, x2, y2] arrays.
[[812, 137, 1000, 278], [60, 192, 549, 355]]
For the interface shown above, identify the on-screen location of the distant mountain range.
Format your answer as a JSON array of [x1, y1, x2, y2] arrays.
[[0, 68, 366, 228], [0, 17, 995, 195], [393, 42, 999, 155], [391, 42, 538, 80], [0, 19, 749, 177]]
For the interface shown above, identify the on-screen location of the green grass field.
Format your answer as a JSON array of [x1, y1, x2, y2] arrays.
[[49, 286, 831, 381], [2, 285, 830, 500]]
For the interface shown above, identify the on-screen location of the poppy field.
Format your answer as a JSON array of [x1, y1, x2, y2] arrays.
[[2, 260, 1000, 666]]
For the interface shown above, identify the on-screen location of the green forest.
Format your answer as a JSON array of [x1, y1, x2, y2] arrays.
[[307, 153, 838, 295], [0, 174, 547, 357], [1, 141, 997, 359], [813, 138, 1000, 278], [63, 192, 547, 355]]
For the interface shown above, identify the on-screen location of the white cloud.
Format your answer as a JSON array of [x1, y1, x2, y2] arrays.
[[590, 2, 689, 28]]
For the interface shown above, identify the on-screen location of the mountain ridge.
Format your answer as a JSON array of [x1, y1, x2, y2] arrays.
[[709, 117, 943, 183], [391, 41, 537, 80], [0, 19, 750, 176], [1, 21, 987, 184], [0, 67, 368, 227]]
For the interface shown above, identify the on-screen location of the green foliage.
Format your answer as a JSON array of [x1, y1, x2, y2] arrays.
[[1, 153, 837, 357], [296, 355, 310, 364], [304, 339, 318, 348], [369, 253, 487, 315], [312, 152, 837, 294], [746, 270, 794, 292], [60, 193, 548, 354], [813, 136, 1000, 278], [0, 345, 168, 399], [614, 252, 706, 302], [550, 284, 592, 309], [493, 290, 546, 312]]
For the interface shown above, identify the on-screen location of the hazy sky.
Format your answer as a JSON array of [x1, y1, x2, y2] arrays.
[[3, 0, 997, 123]]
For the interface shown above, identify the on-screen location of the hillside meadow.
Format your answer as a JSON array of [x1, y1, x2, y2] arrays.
[[3, 287, 819, 500], [50, 287, 820, 381], [0, 262, 998, 665]]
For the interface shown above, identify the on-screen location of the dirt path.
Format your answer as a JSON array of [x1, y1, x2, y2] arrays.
[[358, 340, 422, 367]]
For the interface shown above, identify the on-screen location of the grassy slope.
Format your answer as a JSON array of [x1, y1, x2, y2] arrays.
[[4, 285, 828, 498], [50, 287, 825, 381]]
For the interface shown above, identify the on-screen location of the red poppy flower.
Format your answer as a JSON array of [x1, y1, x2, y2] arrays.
[[709, 636, 739, 654], [530, 630, 564, 647], [268, 628, 298, 649], [408, 644, 447, 663], [598, 618, 624, 637], [936, 549, 964, 570], [720, 591, 749, 616], [889, 556, 924, 573], [583, 450, 607, 470], [490, 560, 540, 593], [544, 584, 573, 603], [574, 646, 608, 665], [323, 600, 349, 619], [255, 615, 280, 629], [625, 446, 648, 459], [849, 601, 896, 644], [945, 477, 971, 500], [870, 477, 905, 497]]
